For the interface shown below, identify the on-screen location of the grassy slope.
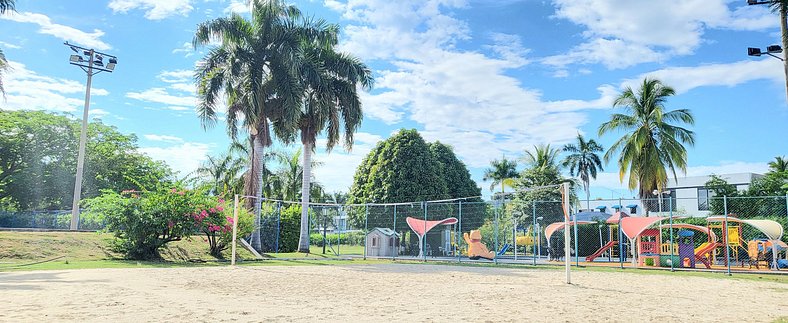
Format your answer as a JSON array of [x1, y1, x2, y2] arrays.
[[2, 231, 787, 287]]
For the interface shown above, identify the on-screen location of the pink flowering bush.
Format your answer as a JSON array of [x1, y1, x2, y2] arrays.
[[83, 185, 200, 260], [192, 198, 253, 258]]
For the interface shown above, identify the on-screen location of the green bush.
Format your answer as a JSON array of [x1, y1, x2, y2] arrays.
[[277, 205, 302, 253], [82, 187, 200, 260], [309, 231, 365, 246]]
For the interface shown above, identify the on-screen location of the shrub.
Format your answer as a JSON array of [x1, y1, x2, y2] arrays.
[[309, 231, 365, 246], [277, 205, 302, 253], [83, 187, 199, 260], [192, 197, 254, 258]]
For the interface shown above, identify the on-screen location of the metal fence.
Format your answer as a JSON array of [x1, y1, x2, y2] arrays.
[[3, 194, 787, 273]]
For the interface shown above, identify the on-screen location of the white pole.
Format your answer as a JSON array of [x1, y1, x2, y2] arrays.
[[563, 183, 571, 284], [70, 50, 94, 231], [513, 217, 517, 261], [231, 194, 239, 266]]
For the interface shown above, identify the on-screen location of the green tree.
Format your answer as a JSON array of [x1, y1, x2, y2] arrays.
[[482, 157, 518, 196], [193, 0, 335, 250], [598, 78, 695, 212], [430, 142, 482, 200], [522, 144, 561, 171], [295, 34, 373, 252], [562, 134, 604, 210], [768, 156, 788, 173], [196, 149, 246, 199], [0, 110, 171, 210]]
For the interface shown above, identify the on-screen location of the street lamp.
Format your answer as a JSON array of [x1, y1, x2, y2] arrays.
[[652, 189, 671, 216], [747, 45, 784, 61], [747, 0, 788, 102], [65, 42, 118, 230]]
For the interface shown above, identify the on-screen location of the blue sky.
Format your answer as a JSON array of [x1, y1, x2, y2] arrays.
[[2, 0, 787, 200]]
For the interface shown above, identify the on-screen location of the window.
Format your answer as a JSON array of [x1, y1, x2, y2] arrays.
[[389, 238, 394, 247], [646, 190, 677, 212], [371, 237, 377, 247], [698, 188, 715, 211]]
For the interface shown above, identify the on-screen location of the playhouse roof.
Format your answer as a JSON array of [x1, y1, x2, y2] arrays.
[[707, 216, 784, 240], [620, 216, 666, 240], [370, 228, 399, 237], [544, 221, 594, 240]]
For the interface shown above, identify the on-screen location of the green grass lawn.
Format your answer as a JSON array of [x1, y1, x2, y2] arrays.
[[2, 230, 787, 286]]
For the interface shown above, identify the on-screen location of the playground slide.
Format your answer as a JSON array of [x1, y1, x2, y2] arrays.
[[497, 244, 510, 256], [586, 240, 618, 262], [693, 242, 719, 269]]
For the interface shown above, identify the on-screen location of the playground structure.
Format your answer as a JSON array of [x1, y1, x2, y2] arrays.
[[549, 212, 786, 271]]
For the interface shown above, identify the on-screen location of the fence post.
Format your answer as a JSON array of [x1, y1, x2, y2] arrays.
[[669, 195, 674, 272], [785, 193, 788, 220], [423, 201, 427, 262], [276, 201, 281, 253], [364, 204, 368, 260], [724, 196, 731, 276], [393, 204, 397, 261], [572, 204, 579, 267], [514, 217, 518, 261], [618, 198, 624, 269], [494, 198, 499, 265], [532, 202, 537, 266], [231, 194, 239, 266], [458, 200, 462, 263], [337, 205, 341, 256]]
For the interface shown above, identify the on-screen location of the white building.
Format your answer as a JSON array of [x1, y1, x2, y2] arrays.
[[588, 173, 762, 217], [665, 173, 762, 216]]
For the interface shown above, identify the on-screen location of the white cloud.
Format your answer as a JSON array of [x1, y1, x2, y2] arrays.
[[172, 42, 194, 57], [143, 134, 185, 143], [126, 87, 196, 107], [0, 40, 21, 49], [546, 0, 778, 69], [625, 59, 784, 94], [1, 12, 111, 50], [328, 0, 609, 168], [1, 61, 108, 113], [312, 132, 383, 192], [139, 142, 211, 176], [108, 0, 193, 20], [224, 1, 250, 14], [157, 69, 193, 83], [90, 108, 110, 119]]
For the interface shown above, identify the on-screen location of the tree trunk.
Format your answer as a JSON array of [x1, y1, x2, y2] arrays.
[[585, 181, 591, 212], [297, 141, 313, 253], [250, 138, 265, 251], [781, 5, 788, 103]]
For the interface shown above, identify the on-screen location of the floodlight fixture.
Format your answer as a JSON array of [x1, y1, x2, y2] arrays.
[[748, 47, 762, 57], [69, 55, 83, 63], [749, 45, 784, 61], [747, 0, 771, 4], [767, 44, 783, 54]]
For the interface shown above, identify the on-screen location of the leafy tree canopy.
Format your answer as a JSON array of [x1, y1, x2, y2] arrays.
[[0, 110, 172, 210]]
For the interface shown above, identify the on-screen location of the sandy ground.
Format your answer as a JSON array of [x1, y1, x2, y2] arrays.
[[0, 264, 786, 322]]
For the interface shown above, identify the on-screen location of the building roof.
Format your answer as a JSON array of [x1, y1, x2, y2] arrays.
[[666, 173, 763, 189], [369, 227, 399, 237]]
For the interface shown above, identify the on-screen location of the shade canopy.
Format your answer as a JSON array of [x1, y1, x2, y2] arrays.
[[606, 211, 630, 224], [707, 216, 784, 241], [544, 221, 594, 240], [405, 217, 458, 237], [620, 217, 666, 240]]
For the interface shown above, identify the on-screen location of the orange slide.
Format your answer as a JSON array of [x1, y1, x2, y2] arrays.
[[694, 242, 719, 269]]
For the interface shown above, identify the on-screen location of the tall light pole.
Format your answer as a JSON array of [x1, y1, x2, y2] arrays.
[[65, 42, 118, 230], [747, 0, 788, 102]]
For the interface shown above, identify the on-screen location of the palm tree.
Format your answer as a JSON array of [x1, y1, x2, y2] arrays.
[[483, 157, 519, 200], [275, 148, 323, 201], [598, 78, 695, 212], [196, 148, 247, 199], [561, 134, 604, 210], [0, 0, 15, 98], [295, 34, 373, 253], [193, 0, 335, 250], [522, 144, 561, 171], [768, 156, 788, 173]]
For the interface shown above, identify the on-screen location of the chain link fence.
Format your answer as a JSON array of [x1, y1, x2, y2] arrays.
[[4, 193, 787, 273]]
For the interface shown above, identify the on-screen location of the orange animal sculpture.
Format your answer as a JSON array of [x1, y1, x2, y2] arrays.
[[463, 230, 495, 260]]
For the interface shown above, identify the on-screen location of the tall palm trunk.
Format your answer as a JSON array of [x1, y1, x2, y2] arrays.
[[251, 138, 265, 251], [298, 140, 313, 253], [781, 5, 788, 102], [584, 181, 590, 211]]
